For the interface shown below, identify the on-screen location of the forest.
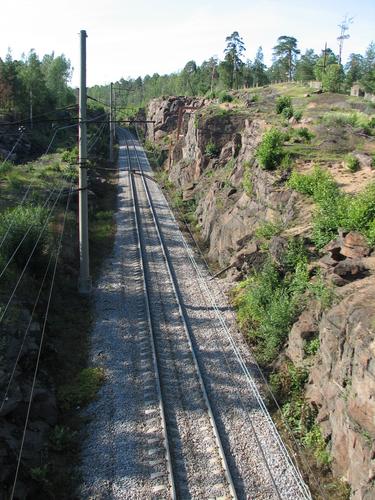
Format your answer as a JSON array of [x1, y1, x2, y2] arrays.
[[88, 32, 375, 117], [1, 32, 374, 126]]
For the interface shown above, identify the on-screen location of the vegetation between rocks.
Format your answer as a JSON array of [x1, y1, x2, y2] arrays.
[[288, 166, 375, 247]]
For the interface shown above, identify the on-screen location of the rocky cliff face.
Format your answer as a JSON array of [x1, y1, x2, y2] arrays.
[[147, 93, 375, 498], [307, 275, 375, 499]]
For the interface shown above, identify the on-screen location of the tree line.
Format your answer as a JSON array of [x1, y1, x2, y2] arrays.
[[1, 31, 374, 121], [0, 50, 75, 117], [89, 32, 375, 116]]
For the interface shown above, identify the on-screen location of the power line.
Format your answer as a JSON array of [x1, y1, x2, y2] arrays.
[[1, 130, 25, 167], [10, 184, 73, 500], [0, 104, 78, 127], [0, 249, 55, 413], [0, 184, 68, 324], [0, 186, 33, 252], [0, 187, 58, 281]]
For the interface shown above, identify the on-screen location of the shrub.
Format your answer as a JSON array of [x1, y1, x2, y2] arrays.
[[234, 255, 308, 364], [287, 166, 338, 203], [308, 270, 335, 309], [256, 128, 285, 170], [0, 160, 13, 176], [58, 367, 105, 410], [242, 161, 253, 195], [288, 167, 375, 248], [218, 92, 233, 103], [49, 425, 77, 451], [346, 154, 360, 172], [293, 110, 303, 122], [276, 96, 292, 114], [302, 424, 331, 465], [205, 141, 220, 158], [295, 127, 313, 142], [270, 363, 308, 401], [255, 221, 282, 240], [61, 146, 78, 164], [281, 106, 294, 119], [304, 337, 320, 356], [0, 205, 50, 271]]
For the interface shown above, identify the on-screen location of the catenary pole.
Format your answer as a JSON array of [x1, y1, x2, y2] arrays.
[[78, 29, 91, 293], [109, 82, 114, 162]]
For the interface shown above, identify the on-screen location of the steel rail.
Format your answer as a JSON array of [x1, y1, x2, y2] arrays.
[[124, 129, 238, 499], [134, 128, 312, 499], [124, 135, 176, 499]]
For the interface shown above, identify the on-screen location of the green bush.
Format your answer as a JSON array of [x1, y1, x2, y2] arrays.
[[234, 255, 308, 364], [0, 205, 50, 270], [322, 111, 369, 128], [304, 337, 320, 356], [276, 96, 292, 114], [61, 146, 78, 164], [242, 161, 253, 195], [256, 128, 285, 170], [218, 92, 233, 103], [255, 221, 282, 240], [58, 367, 105, 410], [49, 425, 77, 451], [288, 166, 375, 248], [0, 160, 13, 176], [295, 127, 313, 142], [270, 363, 308, 401], [205, 141, 220, 158], [346, 154, 360, 172], [293, 110, 303, 122], [287, 166, 339, 202], [302, 424, 331, 465], [281, 106, 294, 119]]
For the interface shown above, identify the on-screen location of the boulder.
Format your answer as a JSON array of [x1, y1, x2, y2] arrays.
[[341, 231, 370, 259]]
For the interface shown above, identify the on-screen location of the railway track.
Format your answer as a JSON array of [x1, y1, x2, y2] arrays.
[[122, 128, 238, 499]]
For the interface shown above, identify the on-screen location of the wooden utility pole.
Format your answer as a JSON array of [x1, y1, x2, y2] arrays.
[[78, 29, 91, 293]]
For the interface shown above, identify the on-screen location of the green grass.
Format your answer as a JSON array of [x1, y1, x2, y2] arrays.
[[255, 221, 283, 241], [58, 367, 105, 410], [233, 254, 309, 364], [242, 161, 253, 195], [0, 205, 51, 272], [321, 111, 373, 129], [205, 141, 220, 158], [288, 166, 375, 247], [304, 337, 320, 356], [345, 154, 360, 172]]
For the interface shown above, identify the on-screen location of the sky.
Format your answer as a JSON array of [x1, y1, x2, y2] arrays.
[[1, 0, 375, 88]]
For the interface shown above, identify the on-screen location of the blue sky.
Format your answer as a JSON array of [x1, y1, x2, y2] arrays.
[[1, 0, 375, 87]]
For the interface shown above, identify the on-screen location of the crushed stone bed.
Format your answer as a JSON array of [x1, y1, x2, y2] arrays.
[[79, 132, 311, 499]]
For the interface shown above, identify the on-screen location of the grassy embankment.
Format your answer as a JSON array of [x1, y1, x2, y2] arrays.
[[0, 141, 118, 498]]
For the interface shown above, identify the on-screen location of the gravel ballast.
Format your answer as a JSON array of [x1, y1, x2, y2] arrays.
[[79, 131, 311, 499]]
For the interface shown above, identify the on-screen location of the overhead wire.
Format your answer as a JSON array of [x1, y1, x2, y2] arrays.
[[1, 130, 25, 167], [0, 104, 78, 127], [0, 249, 55, 413], [87, 121, 108, 153], [9, 184, 73, 500], [0, 185, 33, 252], [0, 183, 67, 323]]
